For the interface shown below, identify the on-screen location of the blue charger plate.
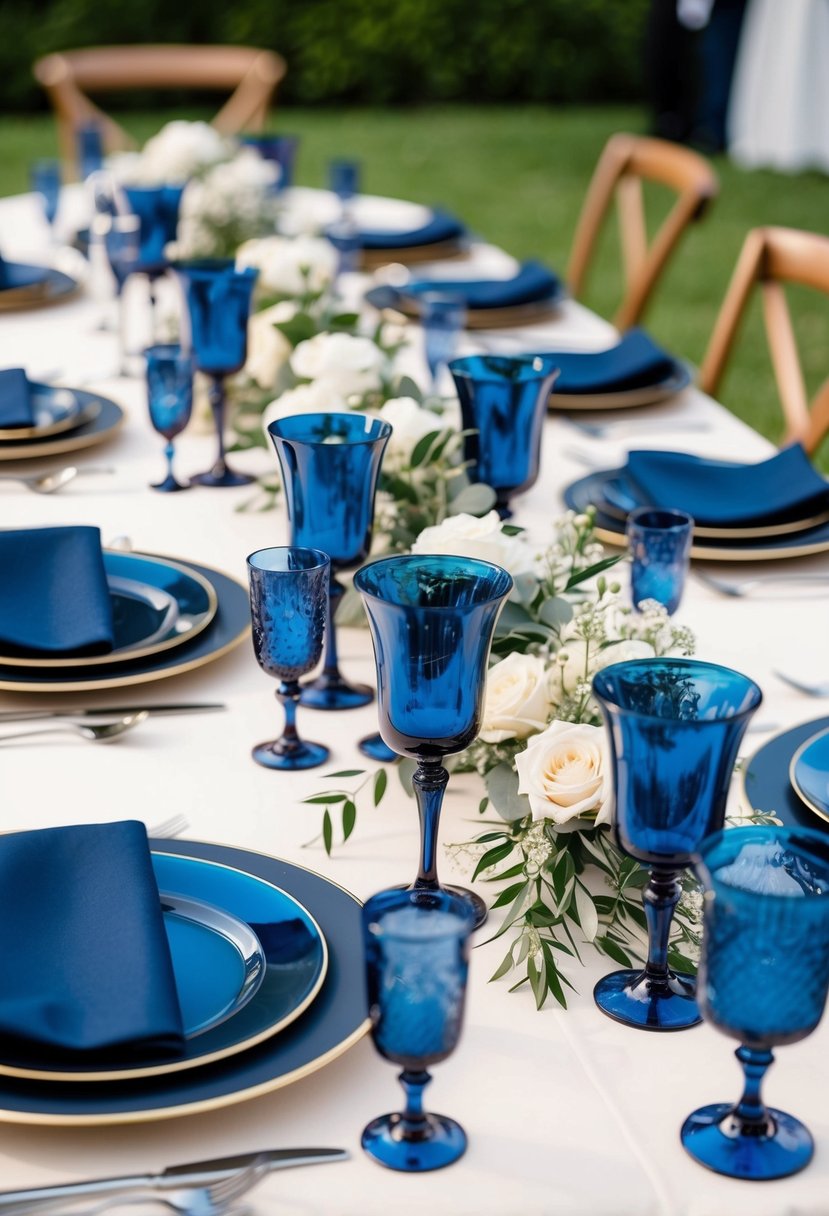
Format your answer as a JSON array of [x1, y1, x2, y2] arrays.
[[0, 263, 78, 312], [0, 393, 124, 462], [0, 842, 368, 1123], [741, 716, 829, 832], [790, 727, 829, 822]]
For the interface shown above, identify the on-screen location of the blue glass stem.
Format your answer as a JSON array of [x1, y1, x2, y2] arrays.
[[732, 1046, 775, 1136], [208, 377, 228, 476], [164, 441, 175, 482], [412, 759, 448, 891], [643, 867, 682, 990], [277, 683, 303, 756], [398, 1069, 433, 1141]]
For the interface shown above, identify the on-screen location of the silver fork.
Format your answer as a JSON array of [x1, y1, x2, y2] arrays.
[[0, 713, 148, 745], [147, 813, 190, 839], [0, 467, 114, 495], [564, 416, 709, 439], [774, 671, 829, 697], [695, 569, 829, 597]]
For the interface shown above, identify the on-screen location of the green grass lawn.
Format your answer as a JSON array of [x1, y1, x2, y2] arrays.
[[3, 103, 829, 461]]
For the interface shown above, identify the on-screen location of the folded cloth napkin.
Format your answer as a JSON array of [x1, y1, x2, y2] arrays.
[[625, 443, 829, 527], [0, 525, 115, 657], [0, 368, 34, 428], [402, 259, 560, 310], [534, 329, 676, 394], [0, 821, 185, 1056], [355, 210, 465, 250]]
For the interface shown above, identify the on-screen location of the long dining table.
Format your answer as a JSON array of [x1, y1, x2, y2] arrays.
[[0, 182, 828, 1216]]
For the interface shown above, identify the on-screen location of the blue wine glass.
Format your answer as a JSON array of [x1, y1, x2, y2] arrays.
[[627, 507, 694, 615], [241, 134, 299, 191], [362, 887, 476, 1172], [682, 825, 829, 1179], [247, 547, 331, 770], [421, 294, 466, 394], [591, 658, 762, 1031], [145, 343, 194, 493], [30, 159, 61, 237], [354, 554, 513, 927], [448, 354, 559, 518], [104, 215, 141, 377], [174, 259, 258, 488], [124, 184, 185, 338], [329, 158, 360, 202], [76, 122, 103, 181], [268, 412, 392, 711]]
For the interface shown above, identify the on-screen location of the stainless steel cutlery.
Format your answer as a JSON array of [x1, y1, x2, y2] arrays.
[[0, 703, 225, 725], [695, 570, 829, 597], [0, 712, 148, 745], [0, 466, 114, 494]]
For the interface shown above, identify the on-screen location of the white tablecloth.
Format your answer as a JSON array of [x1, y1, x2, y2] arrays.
[[0, 187, 828, 1216]]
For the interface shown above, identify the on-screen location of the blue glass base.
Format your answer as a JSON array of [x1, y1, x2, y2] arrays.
[[151, 473, 189, 493], [358, 733, 398, 763], [392, 883, 488, 930], [252, 739, 330, 771], [361, 1112, 467, 1172], [300, 673, 374, 711], [190, 465, 255, 488], [593, 968, 700, 1031], [681, 1103, 814, 1180]]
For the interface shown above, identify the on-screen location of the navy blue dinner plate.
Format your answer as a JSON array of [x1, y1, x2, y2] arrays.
[[0, 393, 123, 462], [0, 263, 78, 312], [0, 842, 367, 1123], [742, 716, 829, 833]]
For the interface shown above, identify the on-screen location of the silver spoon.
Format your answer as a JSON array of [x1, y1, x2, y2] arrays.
[[0, 466, 114, 495], [0, 712, 148, 745]]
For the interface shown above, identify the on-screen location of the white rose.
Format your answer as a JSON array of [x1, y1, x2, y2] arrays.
[[245, 304, 294, 390], [290, 332, 385, 396], [132, 121, 230, 184], [411, 510, 536, 596], [480, 653, 554, 744], [377, 397, 441, 469], [261, 381, 348, 438], [551, 637, 655, 708], [515, 720, 612, 826], [238, 235, 337, 297]]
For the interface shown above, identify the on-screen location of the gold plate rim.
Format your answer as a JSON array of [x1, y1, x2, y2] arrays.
[[371, 294, 564, 330], [0, 851, 331, 1083], [788, 728, 829, 825], [0, 401, 124, 462], [361, 239, 467, 269], [592, 519, 829, 562], [548, 370, 690, 412], [0, 399, 101, 442], [0, 275, 81, 314]]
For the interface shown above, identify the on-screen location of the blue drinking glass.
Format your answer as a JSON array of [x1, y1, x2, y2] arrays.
[[682, 825, 829, 1179], [247, 547, 331, 770], [362, 887, 476, 1172], [145, 344, 195, 493], [76, 123, 103, 181], [448, 354, 559, 518], [268, 412, 392, 711], [30, 159, 61, 235], [421, 294, 466, 394], [174, 259, 258, 488], [241, 134, 299, 191], [329, 158, 360, 202], [591, 658, 762, 1031], [104, 215, 141, 377], [124, 185, 184, 276], [627, 507, 694, 615], [354, 554, 513, 927]]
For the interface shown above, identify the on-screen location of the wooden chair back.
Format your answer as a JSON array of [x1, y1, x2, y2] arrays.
[[699, 226, 829, 455], [33, 45, 286, 172], [567, 132, 718, 330]]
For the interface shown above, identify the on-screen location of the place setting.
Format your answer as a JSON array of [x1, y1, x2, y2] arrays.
[[0, 249, 79, 313], [0, 367, 124, 463], [741, 714, 829, 832]]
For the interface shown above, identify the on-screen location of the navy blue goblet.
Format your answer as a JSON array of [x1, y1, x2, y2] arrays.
[[362, 887, 475, 1172], [682, 825, 829, 1179], [627, 507, 694, 615], [30, 159, 61, 237], [76, 122, 103, 181], [591, 658, 762, 1031], [422, 294, 466, 393], [449, 354, 559, 518], [242, 134, 299, 191], [354, 554, 513, 927], [174, 259, 258, 488], [124, 184, 185, 337], [247, 547, 331, 770], [268, 412, 391, 711], [104, 215, 141, 377], [145, 343, 194, 493]]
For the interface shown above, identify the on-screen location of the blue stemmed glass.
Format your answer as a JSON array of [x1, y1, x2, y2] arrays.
[[449, 354, 559, 518], [362, 887, 475, 1172], [591, 658, 762, 1031], [268, 412, 391, 711], [145, 343, 194, 493], [104, 215, 141, 377], [354, 554, 513, 927], [421, 294, 466, 394], [627, 507, 694, 615], [242, 134, 299, 191], [247, 547, 331, 770], [124, 184, 185, 337], [174, 258, 258, 488], [76, 123, 103, 181], [682, 825, 829, 1179], [330, 159, 360, 202], [30, 159, 61, 238]]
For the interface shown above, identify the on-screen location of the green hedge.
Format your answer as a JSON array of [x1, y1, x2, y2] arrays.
[[2, 0, 649, 110]]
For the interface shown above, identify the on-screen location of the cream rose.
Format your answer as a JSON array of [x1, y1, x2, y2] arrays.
[[378, 397, 441, 469], [290, 332, 385, 397], [245, 303, 294, 390], [480, 653, 554, 744], [261, 381, 348, 437], [515, 720, 612, 826], [411, 510, 535, 590], [550, 637, 655, 707], [237, 234, 337, 297]]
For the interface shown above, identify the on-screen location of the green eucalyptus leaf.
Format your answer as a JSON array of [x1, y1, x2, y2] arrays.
[[322, 810, 333, 856], [373, 768, 388, 805], [393, 375, 424, 403], [512, 572, 540, 605], [397, 758, 418, 795], [304, 793, 348, 805], [595, 935, 634, 968], [495, 602, 533, 632], [490, 947, 516, 982], [342, 800, 357, 841], [324, 770, 365, 779], [538, 597, 574, 628], [334, 588, 366, 627], [447, 482, 497, 516], [471, 840, 514, 881], [409, 429, 445, 469], [485, 762, 531, 821]]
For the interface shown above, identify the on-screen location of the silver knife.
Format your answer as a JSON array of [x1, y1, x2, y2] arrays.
[[0, 703, 225, 724], [0, 1148, 349, 1210]]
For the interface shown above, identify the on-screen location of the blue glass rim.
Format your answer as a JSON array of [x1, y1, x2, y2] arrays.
[[124, 182, 187, 196], [143, 342, 194, 364], [247, 546, 331, 575], [268, 412, 393, 446], [695, 823, 829, 901], [363, 887, 476, 940], [592, 658, 763, 726], [353, 553, 514, 607], [171, 259, 256, 281], [447, 353, 559, 383], [626, 507, 694, 533]]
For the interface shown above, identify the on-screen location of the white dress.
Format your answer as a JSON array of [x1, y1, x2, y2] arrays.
[[728, 0, 829, 173]]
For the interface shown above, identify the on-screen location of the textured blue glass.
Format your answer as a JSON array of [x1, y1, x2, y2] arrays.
[[329, 159, 360, 201], [361, 887, 474, 1172], [124, 185, 185, 275], [681, 825, 829, 1179], [241, 135, 298, 190], [449, 354, 559, 516], [76, 123, 103, 180], [627, 507, 694, 615], [247, 547, 330, 770], [145, 344, 194, 493], [422, 294, 465, 390], [591, 658, 762, 1031], [104, 219, 141, 295], [30, 160, 60, 228]]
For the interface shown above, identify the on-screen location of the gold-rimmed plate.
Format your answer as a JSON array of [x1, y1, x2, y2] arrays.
[[547, 361, 692, 412], [789, 728, 829, 824], [0, 385, 100, 441], [361, 238, 468, 270], [0, 265, 80, 313], [741, 716, 829, 833], [0, 393, 123, 461], [364, 283, 565, 329]]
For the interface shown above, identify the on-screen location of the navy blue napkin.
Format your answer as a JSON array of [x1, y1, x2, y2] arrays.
[[356, 210, 465, 250], [0, 821, 185, 1056], [0, 526, 115, 656], [534, 329, 676, 394], [0, 368, 34, 428], [625, 443, 829, 527], [403, 259, 559, 310]]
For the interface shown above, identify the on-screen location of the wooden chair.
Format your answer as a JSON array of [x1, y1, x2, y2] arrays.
[[699, 226, 829, 455], [567, 132, 719, 330], [33, 45, 286, 172]]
